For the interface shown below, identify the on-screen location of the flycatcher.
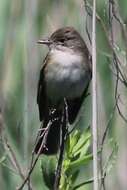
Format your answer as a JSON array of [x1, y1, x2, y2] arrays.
[[35, 27, 92, 155]]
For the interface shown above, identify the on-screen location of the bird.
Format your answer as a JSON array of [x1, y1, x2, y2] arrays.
[[34, 26, 92, 155]]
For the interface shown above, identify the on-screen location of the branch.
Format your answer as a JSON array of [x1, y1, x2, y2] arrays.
[[54, 99, 69, 190], [99, 98, 118, 190], [3, 137, 25, 180], [73, 176, 105, 190], [17, 121, 52, 190], [84, 0, 127, 87]]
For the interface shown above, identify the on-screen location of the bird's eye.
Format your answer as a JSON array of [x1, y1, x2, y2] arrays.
[[67, 36, 75, 40], [59, 38, 65, 43]]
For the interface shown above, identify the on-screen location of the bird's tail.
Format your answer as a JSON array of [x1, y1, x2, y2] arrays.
[[34, 111, 61, 155]]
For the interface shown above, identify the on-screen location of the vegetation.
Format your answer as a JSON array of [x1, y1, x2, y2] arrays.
[[0, 0, 127, 189]]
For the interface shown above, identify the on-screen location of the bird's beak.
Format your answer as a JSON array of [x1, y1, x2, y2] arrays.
[[37, 38, 52, 45]]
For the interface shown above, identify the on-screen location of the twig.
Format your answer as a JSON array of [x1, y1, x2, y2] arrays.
[[111, 0, 127, 57], [84, 0, 127, 87], [17, 121, 52, 190], [101, 101, 117, 149], [116, 103, 127, 123], [54, 99, 69, 190], [1, 162, 19, 175], [73, 178, 94, 190], [85, 1, 127, 190], [3, 137, 25, 180], [85, 13, 92, 45], [85, 0, 127, 122], [1, 109, 33, 189], [103, 142, 117, 175], [99, 97, 118, 190], [110, 67, 126, 86], [73, 176, 105, 190], [27, 123, 44, 189]]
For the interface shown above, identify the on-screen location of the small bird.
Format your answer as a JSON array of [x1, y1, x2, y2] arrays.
[[35, 27, 92, 155]]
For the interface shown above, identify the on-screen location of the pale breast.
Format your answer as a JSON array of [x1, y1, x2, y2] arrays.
[[45, 48, 90, 103]]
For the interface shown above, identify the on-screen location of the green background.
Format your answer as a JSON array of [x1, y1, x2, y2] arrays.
[[0, 0, 127, 189]]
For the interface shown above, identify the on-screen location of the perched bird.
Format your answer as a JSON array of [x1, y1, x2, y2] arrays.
[[35, 27, 92, 155]]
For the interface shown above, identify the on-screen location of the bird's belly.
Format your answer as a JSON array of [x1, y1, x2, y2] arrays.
[[45, 62, 89, 103], [44, 49, 90, 103]]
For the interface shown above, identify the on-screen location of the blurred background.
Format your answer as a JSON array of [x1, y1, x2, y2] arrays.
[[0, 0, 127, 189]]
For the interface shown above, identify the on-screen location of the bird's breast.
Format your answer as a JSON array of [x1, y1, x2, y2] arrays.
[[45, 49, 90, 103]]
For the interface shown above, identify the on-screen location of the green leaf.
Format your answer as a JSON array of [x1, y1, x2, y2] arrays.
[[69, 130, 81, 154], [67, 154, 93, 173], [79, 139, 91, 158], [0, 156, 6, 164], [72, 129, 91, 157]]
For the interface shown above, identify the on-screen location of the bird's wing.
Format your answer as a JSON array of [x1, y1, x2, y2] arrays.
[[37, 54, 49, 121], [67, 72, 91, 124]]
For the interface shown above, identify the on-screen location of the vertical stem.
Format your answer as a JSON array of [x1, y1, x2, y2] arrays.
[[92, 0, 98, 190]]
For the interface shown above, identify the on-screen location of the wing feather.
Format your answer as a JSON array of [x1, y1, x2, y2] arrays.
[[37, 55, 49, 121]]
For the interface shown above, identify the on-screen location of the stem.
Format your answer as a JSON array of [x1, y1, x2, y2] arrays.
[[17, 121, 51, 190], [54, 99, 68, 190], [92, 0, 98, 190]]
